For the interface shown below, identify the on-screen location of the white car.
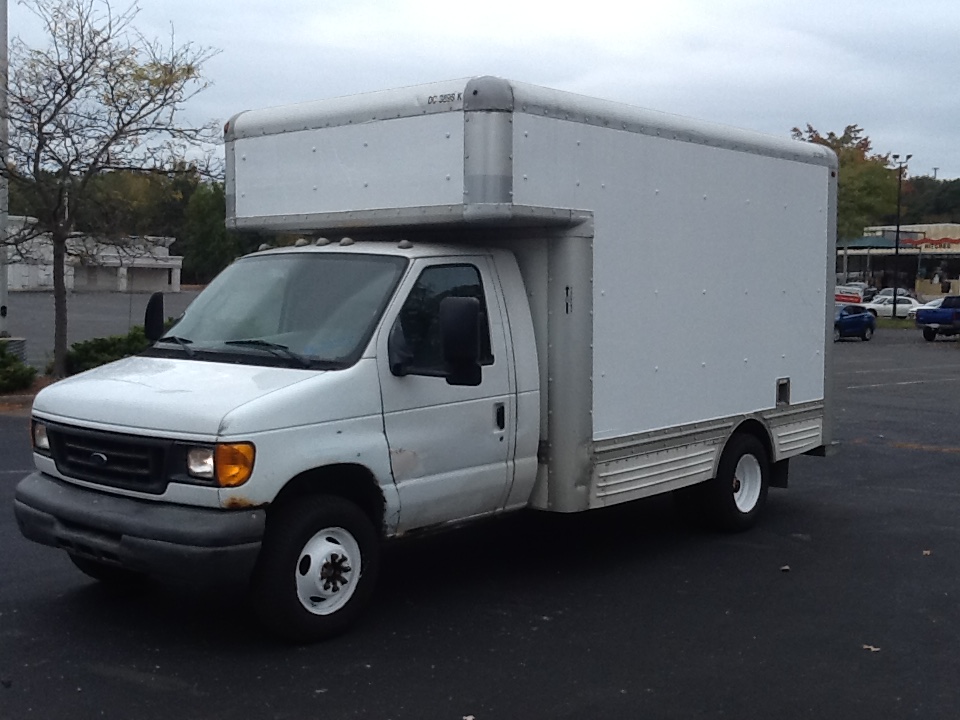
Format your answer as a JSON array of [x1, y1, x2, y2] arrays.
[[875, 287, 914, 298], [863, 296, 923, 318], [907, 297, 944, 321]]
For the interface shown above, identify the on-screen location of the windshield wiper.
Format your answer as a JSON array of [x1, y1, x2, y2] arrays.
[[224, 339, 313, 368], [155, 335, 195, 357]]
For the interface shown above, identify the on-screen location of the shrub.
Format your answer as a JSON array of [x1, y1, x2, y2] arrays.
[[64, 325, 151, 376], [0, 344, 38, 393]]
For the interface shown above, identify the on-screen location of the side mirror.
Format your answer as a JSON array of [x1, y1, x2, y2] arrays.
[[440, 296, 481, 386], [144, 292, 165, 342], [387, 320, 414, 376]]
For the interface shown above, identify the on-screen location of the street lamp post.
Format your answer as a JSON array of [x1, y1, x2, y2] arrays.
[[891, 153, 911, 320], [0, 0, 8, 339]]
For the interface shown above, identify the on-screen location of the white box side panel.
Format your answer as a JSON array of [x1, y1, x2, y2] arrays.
[[512, 115, 830, 440], [232, 114, 465, 220]]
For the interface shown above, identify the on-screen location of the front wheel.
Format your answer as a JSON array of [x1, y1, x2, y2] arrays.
[[251, 496, 380, 643], [923, 327, 937, 342], [703, 434, 770, 532], [833, 327, 841, 342], [861, 326, 874, 341]]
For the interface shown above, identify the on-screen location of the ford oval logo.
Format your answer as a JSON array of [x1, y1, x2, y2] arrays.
[[90, 452, 109, 466]]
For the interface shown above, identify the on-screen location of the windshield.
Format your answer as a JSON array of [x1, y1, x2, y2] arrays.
[[158, 252, 407, 368]]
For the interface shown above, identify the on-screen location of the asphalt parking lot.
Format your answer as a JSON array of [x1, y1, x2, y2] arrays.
[[1, 326, 959, 719]]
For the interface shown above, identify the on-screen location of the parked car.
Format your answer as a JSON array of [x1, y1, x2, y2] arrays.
[[863, 296, 923, 318], [907, 297, 944, 321], [876, 287, 914, 299], [835, 303, 876, 341]]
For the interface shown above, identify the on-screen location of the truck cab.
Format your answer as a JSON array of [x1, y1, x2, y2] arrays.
[[17, 239, 541, 638]]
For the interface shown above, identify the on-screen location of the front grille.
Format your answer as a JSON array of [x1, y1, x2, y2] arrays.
[[47, 424, 171, 494]]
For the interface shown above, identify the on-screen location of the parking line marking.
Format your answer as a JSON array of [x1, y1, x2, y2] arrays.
[[847, 377, 960, 390], [0, 469, 32, 475], [838, 363, 960, 376]]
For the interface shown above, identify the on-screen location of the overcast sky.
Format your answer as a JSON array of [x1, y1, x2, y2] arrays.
[[10, 0, 960, 180]]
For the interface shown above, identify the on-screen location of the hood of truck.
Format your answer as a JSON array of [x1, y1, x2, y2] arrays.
[[32, 356, 325, 437]]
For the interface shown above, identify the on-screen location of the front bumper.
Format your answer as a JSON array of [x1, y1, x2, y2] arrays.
[[14, 472, 265, 585]]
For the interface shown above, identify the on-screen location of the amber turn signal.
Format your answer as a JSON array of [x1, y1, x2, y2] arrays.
[[215, 442, 256, 487]]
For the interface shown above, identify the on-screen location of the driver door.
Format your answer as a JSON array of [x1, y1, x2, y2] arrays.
[[377, 258, 515, 532]]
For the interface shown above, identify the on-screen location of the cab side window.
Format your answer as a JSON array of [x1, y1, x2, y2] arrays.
[[396, 264, 494, 376]]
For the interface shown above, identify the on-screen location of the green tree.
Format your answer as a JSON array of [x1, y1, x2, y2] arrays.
[[791, 124, 898, 240], [1, 0, 219, 376], [900, 176, 960, 224], [180, 182, 233, 283], [69, 165, 201, 239], [176, 182, 278, 284]]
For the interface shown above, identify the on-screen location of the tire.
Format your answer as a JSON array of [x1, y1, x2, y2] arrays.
[[923, 327, 937, 342], [68, 554, 145, 586], [868, 310, 878, 317], [251, 495, 380, 643], [861, 326, 873, 341], [833, 327, 841, 342], [703, 434, 770, 532]]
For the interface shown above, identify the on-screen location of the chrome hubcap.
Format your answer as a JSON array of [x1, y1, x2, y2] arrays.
[[295, 528, 361, 615]]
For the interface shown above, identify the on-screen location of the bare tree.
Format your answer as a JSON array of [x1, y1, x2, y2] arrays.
[[2, 0, 219, 375]]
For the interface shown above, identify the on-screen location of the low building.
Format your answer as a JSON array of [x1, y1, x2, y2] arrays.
[[838, 223, 960, 297], [864, 223, 960, 242], [3, 217, 182, 293]]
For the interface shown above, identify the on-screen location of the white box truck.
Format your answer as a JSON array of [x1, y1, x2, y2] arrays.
[[14, 77, 837, 641]]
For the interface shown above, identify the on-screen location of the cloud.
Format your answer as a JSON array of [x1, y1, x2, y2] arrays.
[[7, 0, 960, 178]]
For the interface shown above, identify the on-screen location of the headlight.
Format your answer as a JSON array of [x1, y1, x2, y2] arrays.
[[185, 443, 255, 487], [32, 421, 50, 453], [186, 447, 215, 479]]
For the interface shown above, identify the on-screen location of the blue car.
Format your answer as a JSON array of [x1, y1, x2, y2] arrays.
[[835, 303, 876, 341]]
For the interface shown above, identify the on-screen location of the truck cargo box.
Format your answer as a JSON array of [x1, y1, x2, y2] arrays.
[[226, 76, 836, 512]]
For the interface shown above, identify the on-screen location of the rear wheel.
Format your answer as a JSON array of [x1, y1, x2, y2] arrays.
[[251, 495, 380, 643], [833, 327, 841, 342], [923, 327, 937, 342], [703, 434, 770, 532]]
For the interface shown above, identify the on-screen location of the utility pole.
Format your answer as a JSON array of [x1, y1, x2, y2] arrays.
[[933, 167, 939, 180], [0, 0, 8, 339], [891, 153, 911, 320]]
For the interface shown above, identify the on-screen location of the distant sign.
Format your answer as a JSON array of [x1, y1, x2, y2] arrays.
[[835, 286, 863, 303]]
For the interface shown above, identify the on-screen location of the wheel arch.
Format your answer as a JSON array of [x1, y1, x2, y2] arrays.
[[716, 418, 774, 475], [270, 464, 388, 536]]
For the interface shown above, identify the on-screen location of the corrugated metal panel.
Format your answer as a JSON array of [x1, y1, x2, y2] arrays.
[[775, 421, 823, 456], [595, 446, 716, 500]]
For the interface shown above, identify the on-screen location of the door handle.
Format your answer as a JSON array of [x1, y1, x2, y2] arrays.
[[495, 403, 505, 430]]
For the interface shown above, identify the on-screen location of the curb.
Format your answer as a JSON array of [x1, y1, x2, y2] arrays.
[[0, 393, 38, 410]]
